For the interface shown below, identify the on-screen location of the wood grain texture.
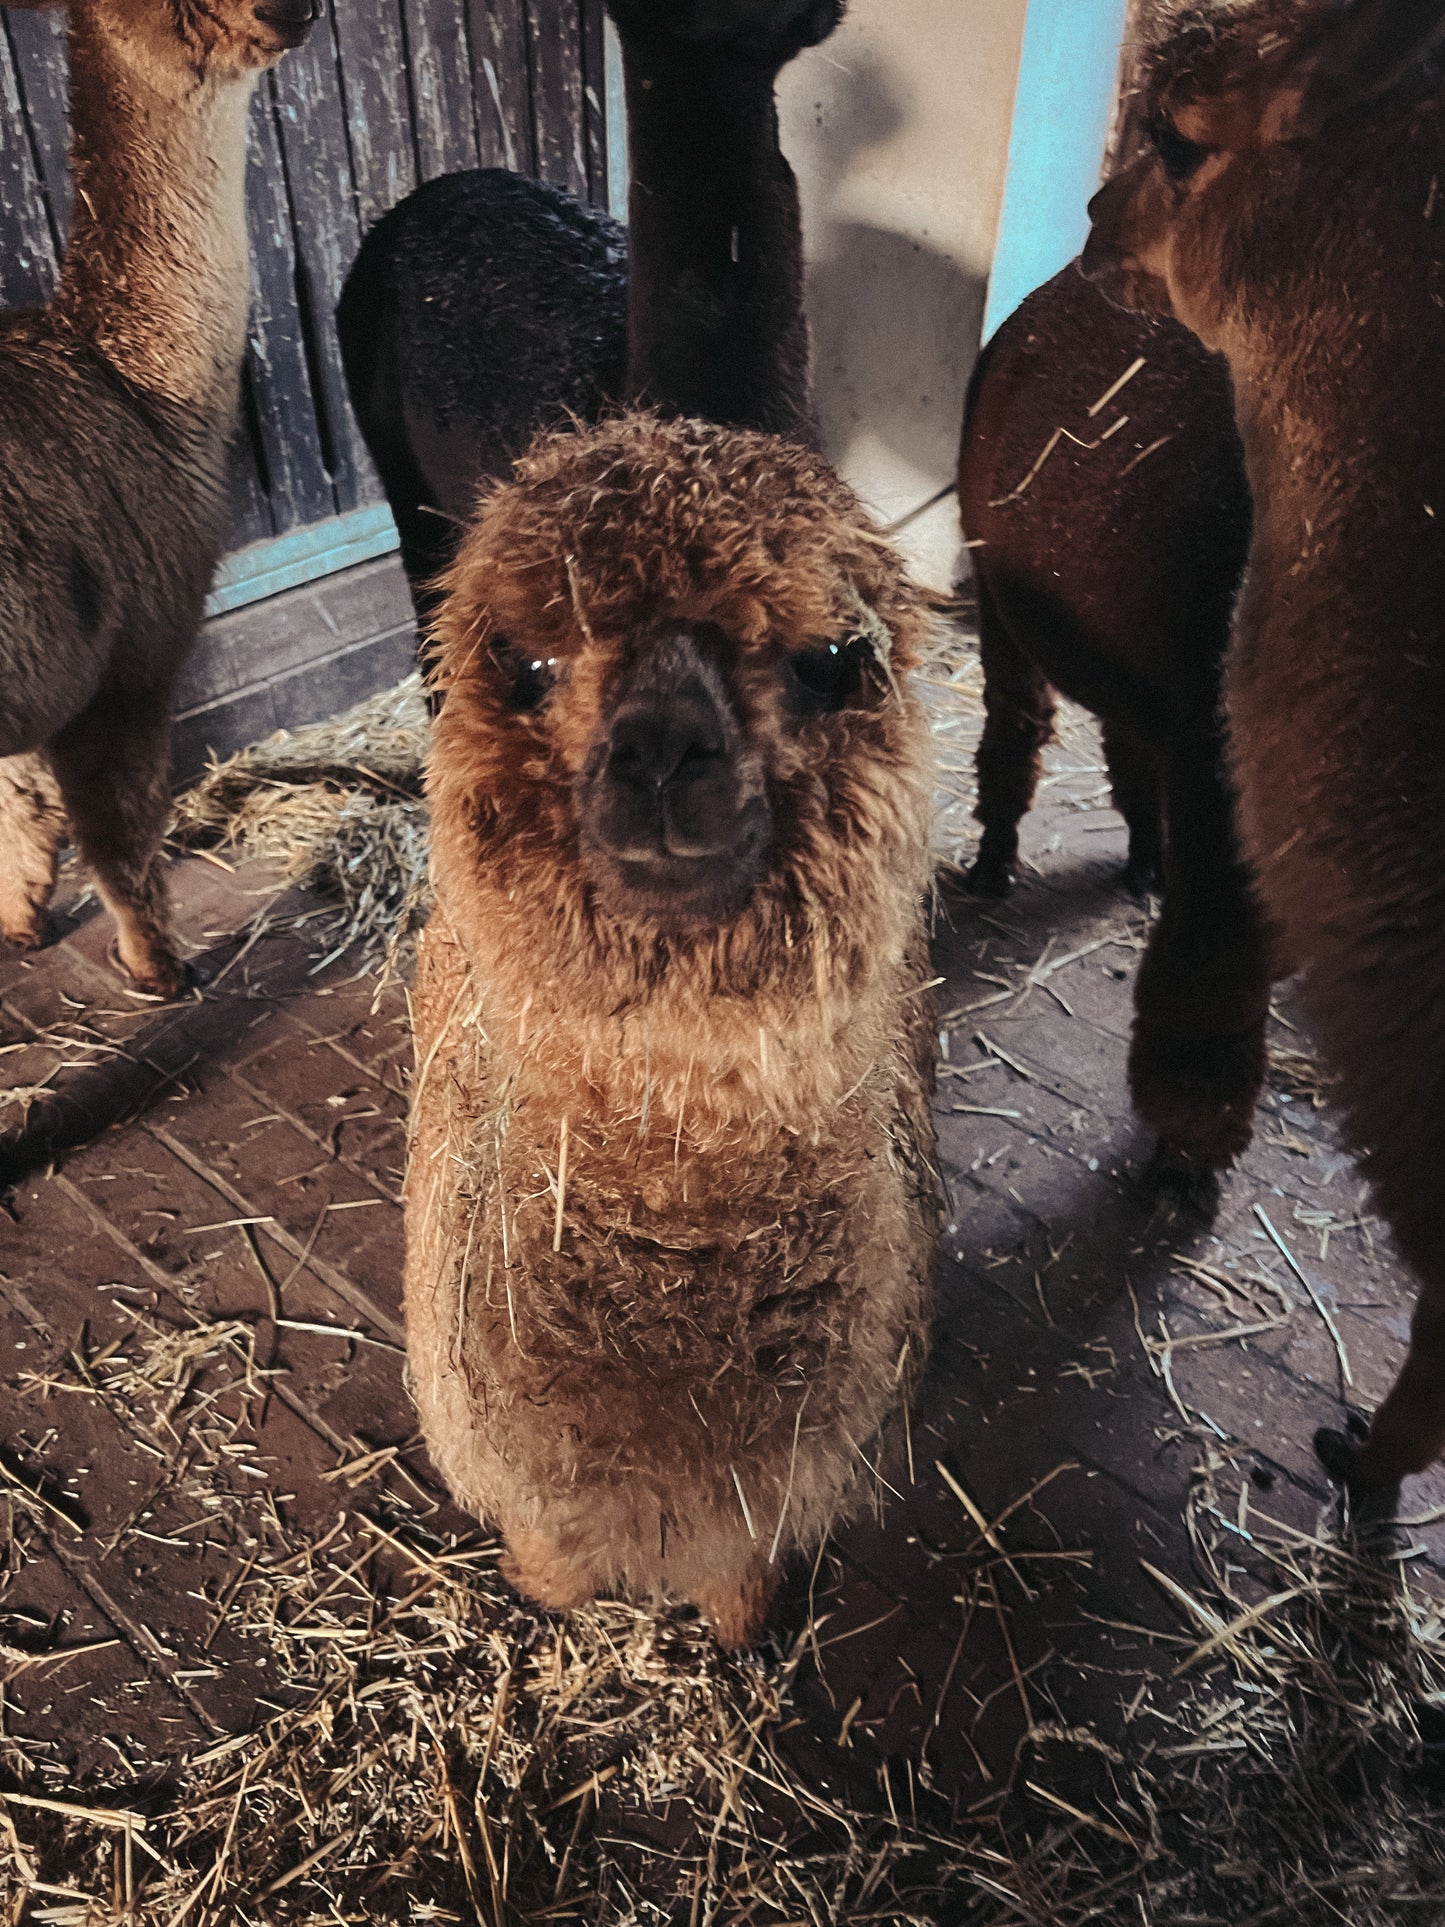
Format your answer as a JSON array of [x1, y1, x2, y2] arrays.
[[0, 24, 58, 308], [466, 0, 536, 174], [244, 85, 339, 533], [526, 0, 588, 199], [269, 17, 374, 513], [405, 0, 482, 179], [4, 6, 68, 249], [331, 0, 418, 228]]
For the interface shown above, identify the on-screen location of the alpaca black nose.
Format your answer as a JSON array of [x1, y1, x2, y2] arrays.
[[253, 0, 320, 34], [578, 625, 772, 926], [604, 688, 738, 859]]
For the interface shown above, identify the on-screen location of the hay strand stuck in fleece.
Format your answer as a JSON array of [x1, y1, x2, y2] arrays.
[[167, 676, 431, 968]]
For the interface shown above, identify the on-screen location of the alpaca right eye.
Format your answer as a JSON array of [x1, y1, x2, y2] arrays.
[[1149, 117, 1211, 186], [491, 637, 559, 712], [785, 636, 873, 715]]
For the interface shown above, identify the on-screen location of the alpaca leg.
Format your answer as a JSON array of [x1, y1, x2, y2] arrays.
[[1101, 719, 1164, 898], [501, 1525, 599, 1613], [48, 691, 183, 998], [693, 1556, 780, 1650], [1322, 1297, 1445, 1496], [0, 754, 67, 950], [1129, 739, 1270, 1181], [966, 580, 1057, 899]]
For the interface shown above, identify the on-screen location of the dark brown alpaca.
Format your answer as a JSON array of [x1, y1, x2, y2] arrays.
[[1083, 0, 1445, 1495], [0, 0, 315, 994], [336, 0, 829, 626], [957, 270, 1265, 1191], [403, 0, 939, 1646]]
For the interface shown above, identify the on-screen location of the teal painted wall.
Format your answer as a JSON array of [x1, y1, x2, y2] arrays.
[[982, 0, 1130, 341]]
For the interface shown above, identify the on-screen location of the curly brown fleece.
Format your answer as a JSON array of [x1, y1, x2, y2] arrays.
[[404, 413, 939, 1645]]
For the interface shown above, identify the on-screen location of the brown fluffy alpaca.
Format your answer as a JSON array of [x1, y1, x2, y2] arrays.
[[958, 269, 1262, 1196], [405, 414, 938, 1644], [0, 0, 315, 992], [1083, 0, 1445, 1495]]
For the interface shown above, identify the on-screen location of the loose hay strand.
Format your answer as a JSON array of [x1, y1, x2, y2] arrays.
[[167, 674, 432, 971]]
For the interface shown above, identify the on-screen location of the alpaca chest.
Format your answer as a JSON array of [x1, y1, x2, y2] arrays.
[[404, 923, 938, 1553]]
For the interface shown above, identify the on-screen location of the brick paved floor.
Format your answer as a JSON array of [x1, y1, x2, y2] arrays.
[[1, 675, 1441, 1855]]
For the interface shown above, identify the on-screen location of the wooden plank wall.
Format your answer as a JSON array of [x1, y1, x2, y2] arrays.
[[0, 0, 610, 557]]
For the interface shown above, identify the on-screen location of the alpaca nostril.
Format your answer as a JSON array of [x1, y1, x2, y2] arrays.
[[606, 712, 726, 797]]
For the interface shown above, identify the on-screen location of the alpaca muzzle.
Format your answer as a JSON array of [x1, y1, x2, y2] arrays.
[[252, 0, 321, 45], [577, 625, 772, 929]]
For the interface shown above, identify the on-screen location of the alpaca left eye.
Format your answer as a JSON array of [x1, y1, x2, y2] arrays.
[[785, 636, 871, 715], [491, 636, 559, 712], [1149, 117, 1211, 186]]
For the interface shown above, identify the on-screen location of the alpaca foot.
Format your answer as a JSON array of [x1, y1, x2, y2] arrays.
[[963, 854, 1014, 900], [693, 1560, 779, 1650], [608, 0, 843, 63], [502, 1527, 598, 1613], [1143, 1141, 1221, 1218], [0, 753, 66, 951], [1129, 1023, 1264, 1174], [1316, 1409, 1388, 1488], [106, 933, 188, 1002], [1315, 1417, 1405, 1537], [0, 903, 50, 951]]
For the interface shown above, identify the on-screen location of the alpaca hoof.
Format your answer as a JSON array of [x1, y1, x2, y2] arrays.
[[501, 1528, 598, 1613], [1143, 1142, 1221, 1218], [106, 936, 188, 1002], [1128, 1026, 1263, 1173], [0, 911, 49, 952], [1315, 1425, 1404, 1536], [694, 1562, 779, 1650], [963, 856, 1014, 900]]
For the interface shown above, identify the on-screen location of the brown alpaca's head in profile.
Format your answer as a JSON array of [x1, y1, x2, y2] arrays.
[[1082, 0, 1445, 346], [13, 0, 321, 73], [428, 413, 930, 999]]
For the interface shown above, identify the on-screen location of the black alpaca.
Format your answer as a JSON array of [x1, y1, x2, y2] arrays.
[[336, 0, 837, 624], [957, 265, 1267, 1195], [336, 174, 626, 624]]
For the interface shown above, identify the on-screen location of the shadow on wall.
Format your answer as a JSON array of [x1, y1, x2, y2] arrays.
[[800, 55, 986, 577]]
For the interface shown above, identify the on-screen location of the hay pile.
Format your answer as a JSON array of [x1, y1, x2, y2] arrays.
[[0, 1523, 965, 1920], [989, 1451, 1445, 1927], [168, 678, 432, 971], [0, 1287, 965, 1923]]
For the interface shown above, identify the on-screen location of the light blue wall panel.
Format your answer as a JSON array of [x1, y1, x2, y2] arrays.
[[982, 0, 1131, 341]]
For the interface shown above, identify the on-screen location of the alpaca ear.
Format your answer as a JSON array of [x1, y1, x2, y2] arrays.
[[1262, 0, 1445, 143]]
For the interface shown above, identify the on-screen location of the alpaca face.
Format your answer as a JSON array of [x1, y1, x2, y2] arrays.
[[428, 414, 931, 994], [1081, 0, 1445, 348]]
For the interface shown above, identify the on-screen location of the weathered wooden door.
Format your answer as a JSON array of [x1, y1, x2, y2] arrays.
[[0, 0, 613, 613]]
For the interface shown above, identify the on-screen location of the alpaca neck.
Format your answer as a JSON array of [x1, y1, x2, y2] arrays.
[[621, 39, 816, 443], [55, 9, 258, 418]]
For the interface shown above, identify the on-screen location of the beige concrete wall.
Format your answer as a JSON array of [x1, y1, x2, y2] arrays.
[[779, 0, 1028, 588]]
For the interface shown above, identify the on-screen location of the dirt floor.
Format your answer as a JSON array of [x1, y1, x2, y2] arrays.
[[1, 643, 1443, 1919]]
